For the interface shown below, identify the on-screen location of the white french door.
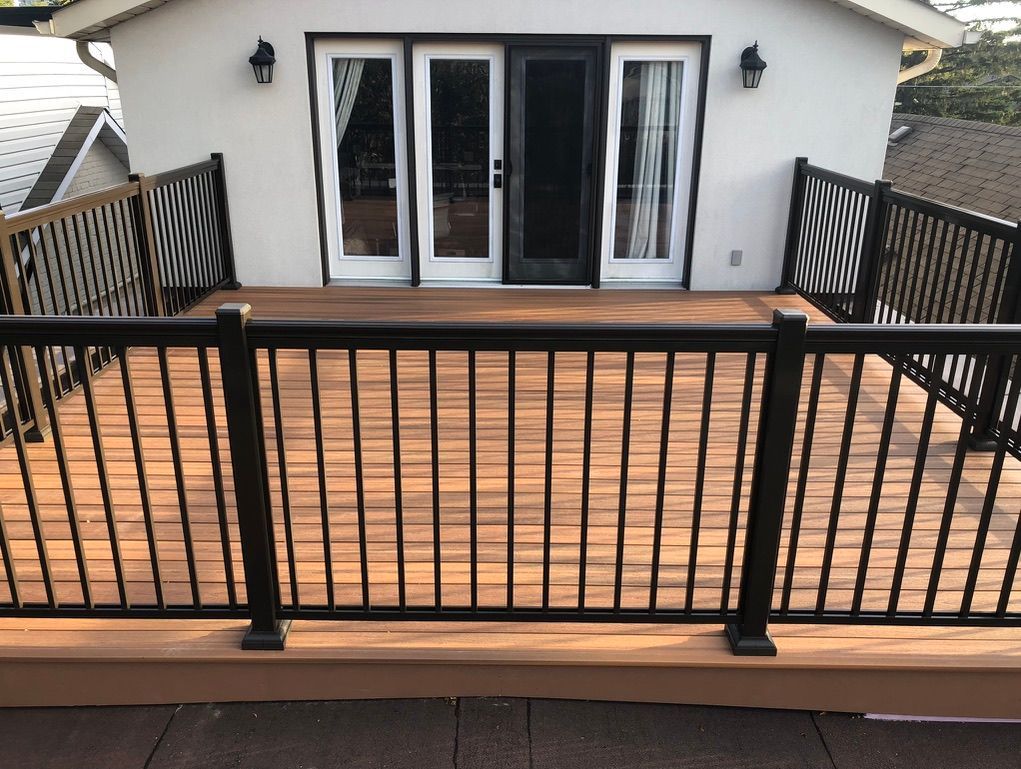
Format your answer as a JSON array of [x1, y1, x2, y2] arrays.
[[597, 41, 701, 284], [412, 43, 504, 282], [315, 38, 412, 281]]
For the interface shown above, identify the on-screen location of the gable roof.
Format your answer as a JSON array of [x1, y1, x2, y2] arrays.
[[884, 113, 1021, 223], [40, 0, 969, 48], [20, 105, 128, 211]]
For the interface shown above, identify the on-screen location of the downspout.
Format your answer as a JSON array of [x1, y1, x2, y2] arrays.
[[32, 19, 118, 84], [75, 41, 117, 84], [898, 47, 942, 85]]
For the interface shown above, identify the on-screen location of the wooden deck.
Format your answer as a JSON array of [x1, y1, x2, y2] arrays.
[[0, 287, 1019, 714]]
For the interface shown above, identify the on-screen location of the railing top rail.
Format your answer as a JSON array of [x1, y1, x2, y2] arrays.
[[3, 181, 139, 231], [244, 319, 780, 353], [146, 158, 221, 189], [0, 314, 218, 347], [883, 188, 1018, 240], [800, 160, 1017, 239], [801, 163, 875, 196], [4, 310, 1021, 356], [806, 322, 1021, 354]]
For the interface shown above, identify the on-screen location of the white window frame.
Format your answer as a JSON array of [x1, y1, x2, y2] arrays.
[[413, 42, 504, 283], [598, 42, 700, 284]]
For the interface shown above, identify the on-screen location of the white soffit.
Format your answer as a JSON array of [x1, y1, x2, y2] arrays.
[[829, 0, 968, 48], [45, 0, 171, 41], [48, 0, 968, 48]]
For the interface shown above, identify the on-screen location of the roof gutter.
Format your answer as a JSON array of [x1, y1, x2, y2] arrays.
[[45, 0, 970, 47], [31, 17, 118, 84], [830, 0, 969, 48]]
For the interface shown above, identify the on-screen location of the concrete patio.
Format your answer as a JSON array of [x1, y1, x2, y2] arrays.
[[2, 698, 1019, 769]]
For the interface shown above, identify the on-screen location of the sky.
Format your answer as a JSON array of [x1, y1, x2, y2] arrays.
[[946, 1, 1021, 31]]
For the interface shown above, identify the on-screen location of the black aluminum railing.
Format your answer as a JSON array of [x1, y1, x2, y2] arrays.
[[778, 157, 1021, 455], [0, 307, 1018, 653], [0, 154, 238, 441]]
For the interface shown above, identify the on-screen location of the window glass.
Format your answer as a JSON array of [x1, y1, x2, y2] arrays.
[[429, 59, 490, 258], [612, 60, 683, 260], [522, 58, 587, 261], [333, 57, 400, 257]]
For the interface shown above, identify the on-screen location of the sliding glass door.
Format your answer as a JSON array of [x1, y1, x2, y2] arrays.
[[598, 41, 701, 284], [413, 43, 504, 281]]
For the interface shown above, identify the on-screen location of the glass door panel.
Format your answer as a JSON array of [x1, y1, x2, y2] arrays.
[[414, 43, 503, 282], [316, 38, 411, 281], [335, 57, 401, 258], [599, 41, 701, 284]]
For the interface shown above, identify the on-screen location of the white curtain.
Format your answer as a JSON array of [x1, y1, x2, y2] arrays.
[[623, 61, 681, 260], [334, 58, 365, 147]]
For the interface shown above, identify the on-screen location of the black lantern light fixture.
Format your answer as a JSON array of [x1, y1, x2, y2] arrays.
[[740, 41, 767, 89], [249, 37, 276, 84]]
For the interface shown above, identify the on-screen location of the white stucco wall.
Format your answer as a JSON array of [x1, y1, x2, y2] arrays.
[[109, 0, 904, 289]]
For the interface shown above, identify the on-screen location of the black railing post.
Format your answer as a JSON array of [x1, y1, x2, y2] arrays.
[[0, 211, 47, 442], [127, 173, 167, 317], [776, 157, 809, 294], [850, 179, 892, 323], [726, 309, 808, 656], [970, 220, 1021, 450], [216, 303, 289, 649], [210, 153, 241, 290]]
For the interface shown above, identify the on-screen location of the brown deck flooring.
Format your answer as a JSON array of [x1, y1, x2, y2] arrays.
[[0, 287, 1019, 713]]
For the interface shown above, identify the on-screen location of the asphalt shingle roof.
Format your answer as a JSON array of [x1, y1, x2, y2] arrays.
[[884, 113, 1021, 224], [21, 106, 128, 210]]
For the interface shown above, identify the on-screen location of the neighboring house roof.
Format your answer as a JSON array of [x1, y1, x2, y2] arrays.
[[38, 0, 969, 48], [884, 113, 1021, 223], [0, 32, 123, 212], [20, 106, 128, 211]]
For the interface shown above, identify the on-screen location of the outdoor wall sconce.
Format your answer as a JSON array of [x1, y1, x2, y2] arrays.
[[740, 42, 766, 89], [249, 37, 276, 84]]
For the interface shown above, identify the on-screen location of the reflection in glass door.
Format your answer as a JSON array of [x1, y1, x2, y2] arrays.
[[414, 44, 503, 282], [334, 56, 401, 259]]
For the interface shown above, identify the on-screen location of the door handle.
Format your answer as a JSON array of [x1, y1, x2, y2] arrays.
[[493, 173, 503, 189]]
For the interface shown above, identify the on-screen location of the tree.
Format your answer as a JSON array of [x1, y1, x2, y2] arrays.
[[896, 2, 1021, 125]]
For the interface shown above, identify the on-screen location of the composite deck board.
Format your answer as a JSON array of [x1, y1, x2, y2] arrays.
[[1, 617, 1019, 715], [0, 288, 1018, 711]]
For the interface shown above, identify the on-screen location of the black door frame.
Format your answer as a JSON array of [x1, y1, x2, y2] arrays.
[[503, 43, 601, 285], [305, 32, 711, 289]]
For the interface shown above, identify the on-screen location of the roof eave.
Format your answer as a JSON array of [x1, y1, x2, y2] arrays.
[[830, 0, 969, 48], [49, 0, 171, 42], [47, 0, 970, 48]]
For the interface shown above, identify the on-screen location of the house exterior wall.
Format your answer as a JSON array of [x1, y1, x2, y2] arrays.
[[0, 33, 122, 212], [63, 139, 129, 199], [109, 0, 904, 290]]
